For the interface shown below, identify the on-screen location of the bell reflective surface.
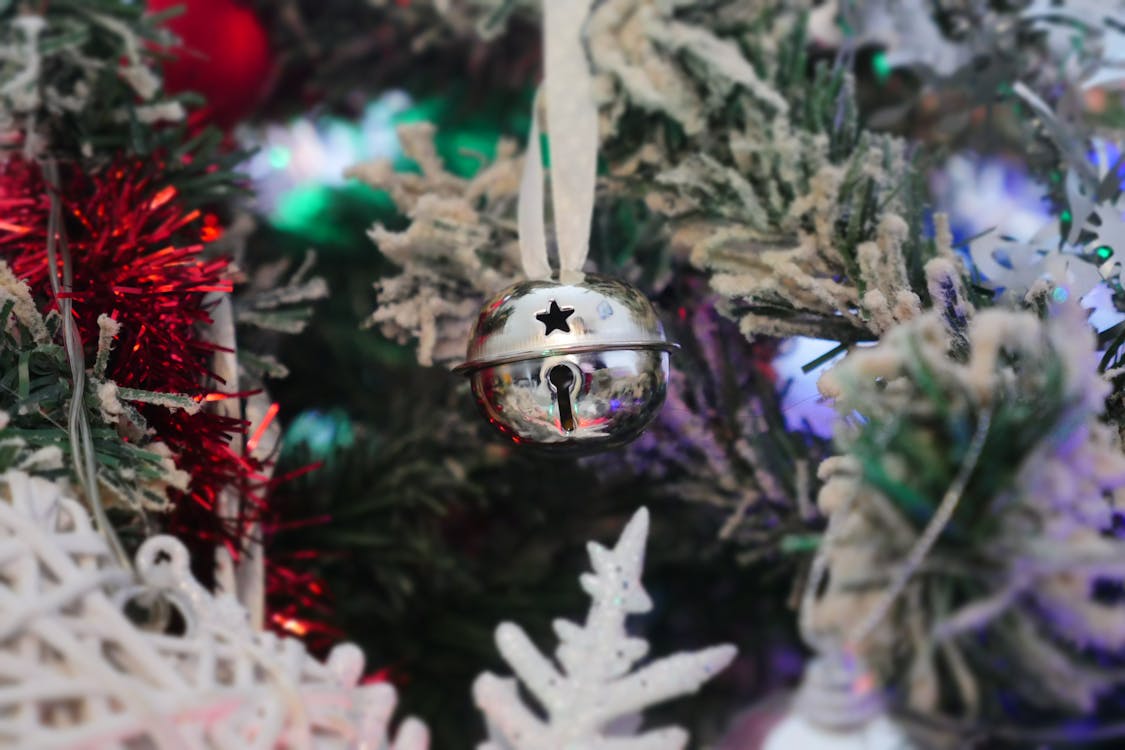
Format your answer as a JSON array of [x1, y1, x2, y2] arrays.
[[454, 274, 675, 454]]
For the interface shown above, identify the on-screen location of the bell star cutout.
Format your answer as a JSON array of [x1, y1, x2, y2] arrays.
[[535, 300, 574, 335]]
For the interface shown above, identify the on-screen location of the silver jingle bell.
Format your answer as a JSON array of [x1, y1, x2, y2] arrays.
[[454, 273, 676, 454]]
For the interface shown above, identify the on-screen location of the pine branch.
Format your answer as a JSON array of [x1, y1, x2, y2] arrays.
[[0, 261, 191, 520], [811, 304, 1125, 726]]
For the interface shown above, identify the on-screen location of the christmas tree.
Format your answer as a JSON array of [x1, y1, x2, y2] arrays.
[[4, 0, 1125, 747]]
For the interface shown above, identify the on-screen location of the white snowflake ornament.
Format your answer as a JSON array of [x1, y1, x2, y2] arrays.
[[1065, 168, 1101, 246], [1023, 0, 1125, 91], [1060, 154, 1125, 291], [1089, 202, 1125, 261], [968, 225, 1104, 302], [473, 507, 736, 750]]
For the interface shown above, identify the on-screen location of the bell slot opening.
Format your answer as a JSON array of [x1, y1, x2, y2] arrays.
[[548, 363, 578, 433]]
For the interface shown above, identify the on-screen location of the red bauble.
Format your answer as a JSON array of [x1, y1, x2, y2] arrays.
[[148, 0, 273, 129]]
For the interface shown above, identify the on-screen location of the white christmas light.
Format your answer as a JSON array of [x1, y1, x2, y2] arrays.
[[834, 0, 971, 77], [929, 155, 1053, 243], [241, 90, 413, 215]]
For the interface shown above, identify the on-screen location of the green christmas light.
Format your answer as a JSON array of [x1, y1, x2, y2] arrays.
[[268, 145, 291, 170], [1097, 246, 1114, 262], [271, 182, 395, 248], [392, 94, 507, 178], [281, 409, 356, 469], [872, 51, 892, 83], [388, 86, 535, 178], [274, 185, 330, 234]]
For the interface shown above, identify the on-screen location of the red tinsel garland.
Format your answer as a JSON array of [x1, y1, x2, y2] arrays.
[[0, 156, 264, 584]]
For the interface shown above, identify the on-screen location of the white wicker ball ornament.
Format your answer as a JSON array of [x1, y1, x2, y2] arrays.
[[454, 274, 675, 453]]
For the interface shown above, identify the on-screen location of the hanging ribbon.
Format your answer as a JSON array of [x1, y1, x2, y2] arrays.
[[518, 0, 599, 281], [42, 159, 130, 571]]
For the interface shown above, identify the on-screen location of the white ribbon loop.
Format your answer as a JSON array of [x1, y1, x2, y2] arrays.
[[518, 97, 552, 280], [517, 0, 599, 280]]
